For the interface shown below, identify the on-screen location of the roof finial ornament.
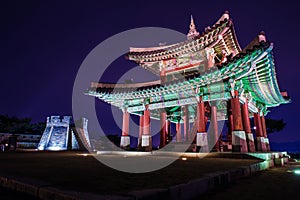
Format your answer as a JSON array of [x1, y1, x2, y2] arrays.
[[258, 31, 266, 42], [224, 10, 230, 19], [216, 10, 230, 24], [190, 15, 195, 28], [187, 15, 199, 40]]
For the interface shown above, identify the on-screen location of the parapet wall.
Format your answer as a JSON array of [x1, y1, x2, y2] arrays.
[[38, 116, 91, 151], [38, 116, 71, 151]]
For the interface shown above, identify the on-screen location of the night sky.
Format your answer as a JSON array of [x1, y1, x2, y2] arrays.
[[1, 1, 299, 145]]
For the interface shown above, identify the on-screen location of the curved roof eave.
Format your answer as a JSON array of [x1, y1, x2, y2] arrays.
[[128, 11, 242, 62], [240, 43, 289, 107]]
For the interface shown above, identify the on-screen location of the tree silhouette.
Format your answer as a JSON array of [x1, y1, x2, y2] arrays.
[[265, 118, 286, 134], [0, 114, 45, 133]]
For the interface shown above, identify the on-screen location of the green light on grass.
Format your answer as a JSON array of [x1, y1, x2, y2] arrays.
[[294, 169, 300, 175]]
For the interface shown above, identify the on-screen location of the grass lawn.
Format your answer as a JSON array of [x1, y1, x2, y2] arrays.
[[0, 151, 261, 195]]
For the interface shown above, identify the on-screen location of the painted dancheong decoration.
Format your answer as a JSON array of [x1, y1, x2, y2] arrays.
[[86, 11, 290, 152]]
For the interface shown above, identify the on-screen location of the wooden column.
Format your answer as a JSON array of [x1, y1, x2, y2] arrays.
[[142, 105, 152, 151], [122, 111, 129, 136], [254, 113, 264, 137], [183, 105, 189, 141], [241, 102, 251, 133], [120, 110, 130, 148], [230, 90, 248, 152], [196, 99, 208, 151], [228, 113, 234, 134], [176, 122, 181, 142], [254, 112, 266, 152], [211, 104, 219, 151], [160, 110, 167, 148], [231, 91, 243, 131], [261, 115, 267, 138], [160, 76, 166, 84], [261, 115, 270, 151], [160, 67, 166, 84], [197, 100, 206, 133], [143, 107, 150, 135], [138, 114, 144, 148], [227, 102, 233, 150], [165, 120, 171, 143], [241, 100, 255, 152]]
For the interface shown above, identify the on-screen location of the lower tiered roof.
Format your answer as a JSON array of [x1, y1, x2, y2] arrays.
[[86, 41, 289, 123]]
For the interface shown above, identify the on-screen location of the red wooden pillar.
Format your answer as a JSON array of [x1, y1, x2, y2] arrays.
[[228, 114, 234, 135], [165, 120, 171, 143], [138, 114, 144, 148], [183, 105, 189, 141], [254, 113, 263, 137], [241, 100, 255, 152], [231, 91, 243, 131], [176, 122, 181, 142], [261, 115, 269, 151], [160, 76, 166, 84], [261, 115, 267, 138], [120, 110, 130, 148], [160, 68, 166, 84], [196, 99, 208, 151], [254, 112, 266, 152], [160, 110, 167, 148], [227, 103, 233, 150], [230, 90, 248, 152], [197, 100, 206, 133], [143, 107, 150, 135], [211, 104, 219, 152], [122, 111, 129, 136], [142, 105, 152, 151], [241, 102, 251, 133]]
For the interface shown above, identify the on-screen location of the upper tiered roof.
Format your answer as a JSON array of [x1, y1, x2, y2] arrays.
[[86, 11, 289, 122], [127, 11, 242, 75]]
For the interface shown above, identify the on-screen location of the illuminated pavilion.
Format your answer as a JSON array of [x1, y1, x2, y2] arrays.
[[86, 11, 289, 153]]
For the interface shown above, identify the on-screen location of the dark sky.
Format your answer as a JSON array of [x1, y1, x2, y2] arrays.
[[1, 0, 299, 144]]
